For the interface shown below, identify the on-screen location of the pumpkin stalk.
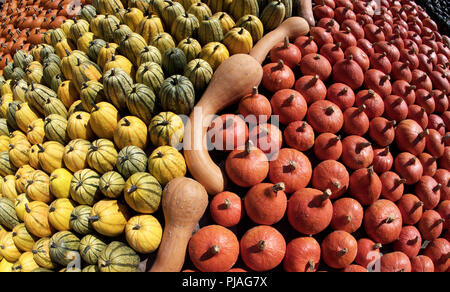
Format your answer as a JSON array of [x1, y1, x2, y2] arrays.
[[257, 240, 266, 251], [283, 36, 290, 49], [271, 60, 285, 72], [338, 247, 348, 256], [210, 245, 220, 255], [287, 160, 297, 172], [325, 106, 335, 116], [410, 201, 424, 214], [306, 259, 315, 272], [432, 184, 442, 192], [251, 86, 258, 95], [128, 185, 138, 193], [320, 189, 332, 201], [244, 140, 253, 155], [431, 218, 445, 228], [272, 182, 285, 193], [382, 216, 395, 224], [373, 243, 382, 249], [88, 215, 100, 222], [223, 198, 232, 209]]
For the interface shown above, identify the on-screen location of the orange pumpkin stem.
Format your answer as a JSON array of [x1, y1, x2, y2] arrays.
[[283, 36, 290, 49], [320, 189, 332, 201]]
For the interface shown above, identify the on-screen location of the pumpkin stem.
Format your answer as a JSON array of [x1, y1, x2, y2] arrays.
[[251, 86, 258, 95], [128, 185, 138, 193], [338, 248, 348, 256], [380, 146, 390, 156], [432, 218, 445, 228], [442, 134, 450, 144], [223, 198, 232, 209], [287, 94, 295, 104], [373, 243, 382, 250], [356, 104, 366, 114], [325, 106, 335, 116], [320, 189, 332, 201], [287, 160, 297, 172], [210, 245, 220, 255], [415, 129, 429, 143], [37, 144, 45, 152], [332, 181, 341, 189], [156, 151, 165, 158], [88, 215, 100, 222], [367, 165, 374, 176], [257, 240, 266, 251], [383, 120, 396, 132], [432, 183, 442, 192], [244, 140, 254, 155], [306, 259, 315, 272], [296, 122, 307, 132], [91, 102, 100, 111], [272, 182, 285, 193], [393, 97, 404, 106], [49, 206, 55, 212], [272, 60, 285, 72], [345, 215, 352, 223], [380, 74, 391, 84], [132, 224, 141, 231], [122, 118, 131, 126], [382, 216, 395, 224], [410, 201, 424, 214]]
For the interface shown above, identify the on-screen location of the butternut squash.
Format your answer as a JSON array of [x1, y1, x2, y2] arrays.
[[149, 177, 208, 272], [183, 17, 310, 195]]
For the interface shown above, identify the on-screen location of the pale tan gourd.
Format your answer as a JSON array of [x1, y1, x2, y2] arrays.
[[149, 177, 208, 272], [183, 17, 310, 194]]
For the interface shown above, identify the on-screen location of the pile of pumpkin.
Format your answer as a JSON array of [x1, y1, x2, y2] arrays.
[[0, 0, 308, 272], [180, 0, 450, 272]]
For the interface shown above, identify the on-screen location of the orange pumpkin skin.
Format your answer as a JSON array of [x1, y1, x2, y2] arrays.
[[240, 225, 286, 272], [244, 183, 287, 225], [410, 255, 435, 272], [380, 251, 412, 272], [283, 237, 321, 272], [417, 210, 444, 241], [393, 226, 422, 259], [225, 141, 269, 188], [287, 188, 333, 235], [396, 194, 424, 225], [188, 225, 239, 272], [363, 199, 403, 244], [321, 230, 358, 269], [341, 264, 368, 272], [313, 133, 342, 161], [209, 192, 244, 227], [423, 238, 450, 272], [331, 197, 363, 233], [268, 148, 312, 194], [355, 238, 382, 268], [312, 160, 349, 199]]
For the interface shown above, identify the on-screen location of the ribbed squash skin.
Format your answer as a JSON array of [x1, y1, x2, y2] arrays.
[[36, 141, 65, 175], [137, 45, 162, 66], [117, 146, 149, 178], [120, 33, 148, 65], [63, 139, 91, 173], [0, 232, 22, 262], [89, 200, 130, 237], [49, 231, 81, 266], [159, 75, 195, 115], [44, 114, 69, 145], [13, 251, 40, 272], [23, 201, 54, 238], [12, 224, 37, 252], [124, 172, 163, 214], [103, 68, 134, 111], [136, 62, 165, 94], [113, 116, 148, 150], [25, 170, 53, 203], [0, 197, 21, 230], [0, 151, 17, 177], [148, 146, 187, 185], [98, 241, 140, 272], [70, 205, 94, 235], [183, 59, 214, 93], [230, 0, 259, 20], [89, 102, 120, 140], [235, 14, 264, 42], [27, 119, 45, 145], [149, 111, 184, 148], [126, 83, 156, 124], [177, 37, 202, 63], [261, 0, 286, 31], [137, 14, 165, 44], [149, 32, 176, 54], [26, 83, 58, 116], [125, 215, 163, 254], [223, 27, 253, 55], [99, 171, 126, 199], [67, 112, 95, 141], [171, 12, 200, 43], [87, 139, 118, 174], [80, 81, 106, 112], [187, 2, 212, 21], [198, 17, 224, 45], [32, 238, 55, 269], [199, 42, 230, 71], [70, 169, 102, 206], [48, 198, 76, 231], [14, 194, 31, 222], [79, 234, 107, 265], [162, 48, 188, 76]]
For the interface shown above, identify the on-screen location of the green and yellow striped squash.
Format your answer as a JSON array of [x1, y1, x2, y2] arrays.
[[103, 68, 134, 111], [97, 43, 120, 70], [71, 59, 103, 94], [223, 27, 254, 55], [89, 200, 130, 237], [159, 75, 195, 115], [177, 37, 202, 63], [124, 7, 145, 32], [124, 172, 162, 214], [36, 141, 65, 174], [79, 234, 107, 265], [103, 54, 135, 79], [87, 39, 108, 62], [126, 83, 156, 125], [25, 83, 57, 116], [119, 32, 148, 66], [235, 14, 264, 42], [187, 2, 212, 20], [99, 14, 122, 42], [87, 139, 119, 174], [79, 4, 97, 23], [99, 171, 126, 199], [183, 58, 213, 93], [113, 24, 133, 44], [15, 102, 40, 134], [32, 238, 55, 269], [0, 197, 21, 230], [162, 47, 188, 76], [0, 232, 22, 262], [148, 146, 187, 185], [171, 12, 200, 43], [137, 45, 162, 67], [44, 114, 69, 145], [260, 0, 286, 31], [43, 97, 68, 119], [68, 19, 90, 42], [9, 143, 30, 169], [149, 32, 176, 54], [70, 205, 94, 235], [70, 168, 102, 206], [12, 223, 38, 252], [14, 193, 31, 222], [159, 0, 185, 28], [136, 13, 165, 44], [117, 146, 148, 179], [49, 231, 81, 266], [135, 62, 165, 94], [48, 198, 76, 231], [80, 81, 106, 112], [2, 175, 18, 202], [23, 201, 54, 238], [95, 0, 125, 15], [198, 16, 224, 46], [77, 32, 95, 54], [148, 111, 184, 148], [63, 139, 91, 173], [57, 81, 79, 110], [12, 251, 40, 272], [98, 241, 140, 272]]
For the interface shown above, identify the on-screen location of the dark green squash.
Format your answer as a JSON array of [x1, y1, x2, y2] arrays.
[[98, 241, 140, 272], [70, 205, 94, 235], [162, 48, 188, 76], [49, 231, 81, 266], [44, 114, 69, 145], [87, 39, 108, 62], [0, 151, 17, 177], [6, 101, 22, 131], [79, 5, 98, 23], [103, 68, 134, 111], [119, 32, 148, 66], [26, 83, 58, 116], [126, 83, 156, 124], [159, 75, 195, 115], [116, 146, 148, 178], [198, 16, 224, 45]]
